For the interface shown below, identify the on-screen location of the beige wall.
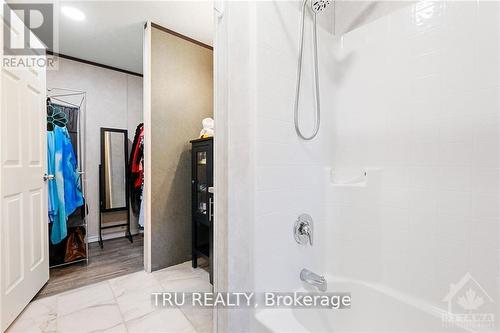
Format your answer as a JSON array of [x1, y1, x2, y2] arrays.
[[150, 26, 213, 270]]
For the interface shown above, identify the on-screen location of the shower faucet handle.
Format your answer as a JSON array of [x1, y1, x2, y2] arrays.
[[294, 214, 313, 246]]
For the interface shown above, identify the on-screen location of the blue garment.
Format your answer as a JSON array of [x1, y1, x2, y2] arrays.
[[61, 127, 83, 217], [47, 131, 57, 223], [47, 126, 84, 244]]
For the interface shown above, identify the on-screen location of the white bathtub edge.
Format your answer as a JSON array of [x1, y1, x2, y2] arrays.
[[255, 309, 308, 333]]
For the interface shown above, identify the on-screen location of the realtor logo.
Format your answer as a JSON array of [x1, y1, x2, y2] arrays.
[[442, 273, 495, 329], [3, 3, 53, 55]]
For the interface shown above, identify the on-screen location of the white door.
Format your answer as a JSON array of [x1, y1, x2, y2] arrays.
[[0, 4, 49, 331]]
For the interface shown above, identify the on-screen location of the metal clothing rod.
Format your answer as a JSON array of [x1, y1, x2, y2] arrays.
[[48, 88, 86, 108], [49, 92, 85, 98], [47, 87, 85, 93], [50, 96, 81, 108]]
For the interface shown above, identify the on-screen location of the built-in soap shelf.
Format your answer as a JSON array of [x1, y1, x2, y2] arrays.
[[328, 167, 381, 187]]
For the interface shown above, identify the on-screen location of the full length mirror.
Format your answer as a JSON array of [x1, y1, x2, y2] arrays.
[[100, 128, 128, 210]]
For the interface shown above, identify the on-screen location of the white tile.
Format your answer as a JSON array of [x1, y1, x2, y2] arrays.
[[414, 1, 446, 34], [476, 1, 500, 90], [12, 295, 57, 325], [256, 165, 324, 191], [256, 41, 295, 80], [100, 323, 128, 333], [179, 304, 213, 333], [436, 214, 471, 243], [439, 90, 475, 119], [473, 139, 500, 168], [434, 240, 470, 290], [408, 189, 438, 215], [152, 262, 207, 284], [438, 116, 473, 144], [471, 168, 500, 194], [378, 186, 410, 209], [57, 304, 122, 333], [109, 270, 160, 298], [114, 282, 162, 322], [472, 194, 499, 221], [6, 317, 56, 333], [437, 167, 472, 192], [410, 142, 440, 166], [473, 88, 500, 117], [469, 219, 499, 249], [227, 0, 500, 325], [438, 142, 474, 166], [57, 282, 115, 317], [437, 191, 472, 218], [473, 113, 499, 143], [409, 102, 440, 141], [6, 298, 57, 333], [256, 117, 294, 144], [408, 167, 440, 189], [379, 207, 411, 243], [7, 262, 212, 333], [126, 309, 196, 333], [159, 276, 212, 293], [468, 243, 499, 293]]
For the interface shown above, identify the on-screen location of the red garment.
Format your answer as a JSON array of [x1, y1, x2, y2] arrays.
[[130, 126, 144, 188], [129, 123, 144, 215]]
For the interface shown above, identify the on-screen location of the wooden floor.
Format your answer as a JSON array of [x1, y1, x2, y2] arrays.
[[35, 234, 144, 300]]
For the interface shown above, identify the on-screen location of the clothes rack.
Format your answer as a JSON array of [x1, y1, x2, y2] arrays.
[[47, 88, 88, 268]]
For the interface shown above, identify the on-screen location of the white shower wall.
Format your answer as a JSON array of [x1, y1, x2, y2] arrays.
[[219, 1, 499, 331], [253, 0, 336, 292], [329, 0, 499, 313]]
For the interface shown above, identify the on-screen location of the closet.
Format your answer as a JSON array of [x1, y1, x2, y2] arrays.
[[46, 88, 88, 268], [38, 54, 145, 298]]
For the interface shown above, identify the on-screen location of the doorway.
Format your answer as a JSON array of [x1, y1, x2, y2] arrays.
[[1, 2, 217, 332]]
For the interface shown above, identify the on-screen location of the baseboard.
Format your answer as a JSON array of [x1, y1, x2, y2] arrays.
[[87, 230, 140, 244]]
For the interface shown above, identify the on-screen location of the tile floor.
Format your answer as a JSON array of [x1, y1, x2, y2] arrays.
[[7, 261, 213, 333]]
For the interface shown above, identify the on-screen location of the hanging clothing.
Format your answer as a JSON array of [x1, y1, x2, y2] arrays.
[[62, 125, 84, 217], [138, 198, 144, 228], [47, 131, 58, 223], [47, 125, 84, 244], [129, 123, 144, 215]]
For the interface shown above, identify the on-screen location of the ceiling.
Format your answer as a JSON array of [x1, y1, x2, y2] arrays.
[[49, 1, 213, 74]]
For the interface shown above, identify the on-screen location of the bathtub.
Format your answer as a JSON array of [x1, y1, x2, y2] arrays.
[[255, 276, 467, 333]]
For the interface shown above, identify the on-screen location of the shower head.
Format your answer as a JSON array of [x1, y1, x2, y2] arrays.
[[311, 0, 332, 13]]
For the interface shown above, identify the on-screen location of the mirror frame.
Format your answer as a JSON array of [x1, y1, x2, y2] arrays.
[[99, 127, 129, 212]]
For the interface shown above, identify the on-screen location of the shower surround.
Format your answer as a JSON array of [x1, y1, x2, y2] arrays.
[[216, 1, 499, 332]]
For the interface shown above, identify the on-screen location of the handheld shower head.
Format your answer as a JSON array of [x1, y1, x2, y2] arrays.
[[294, 0, 331, 140], [311, 0, 332, 13]]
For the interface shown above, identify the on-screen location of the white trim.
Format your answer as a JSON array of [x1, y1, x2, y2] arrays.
[[213, 3, 258, 331], [143, 21, 152, 273], [213, 3, 228, 332], [0, 4, 4, 330]]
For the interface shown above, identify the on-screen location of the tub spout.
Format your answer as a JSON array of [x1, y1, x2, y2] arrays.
[[300, 269, 327, 292]]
